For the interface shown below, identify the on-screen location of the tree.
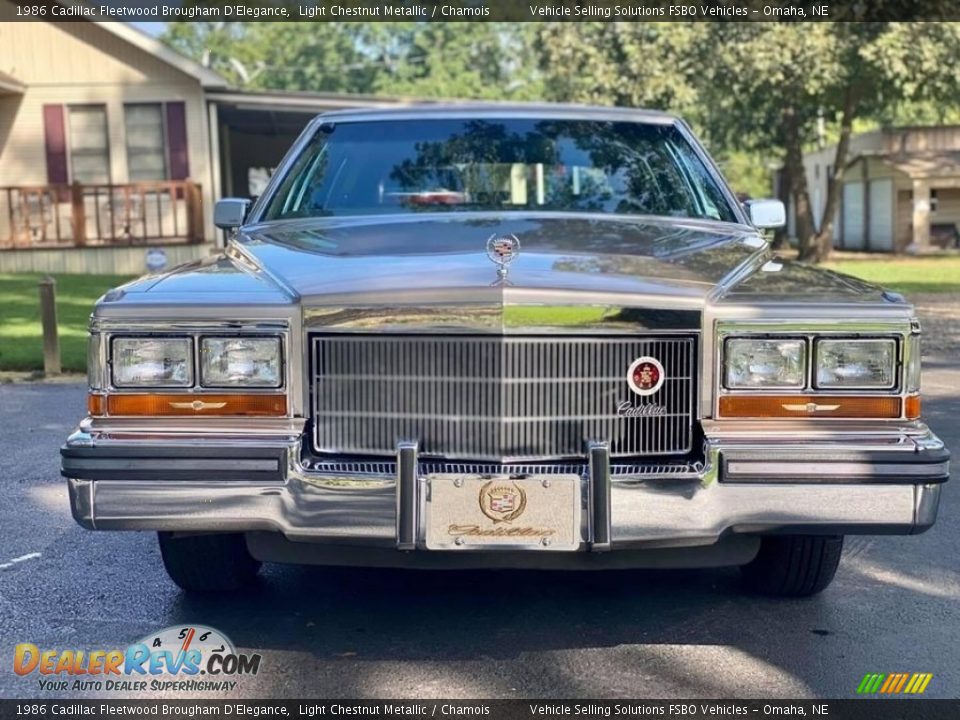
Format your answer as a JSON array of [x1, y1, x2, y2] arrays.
[[533, 24, 767, 207], [372, 24, 543, 100], [535, 23, 703, 118], [162, 22, 543, 100], [697, 23, 960, 262], [163, 22, 381, 93]]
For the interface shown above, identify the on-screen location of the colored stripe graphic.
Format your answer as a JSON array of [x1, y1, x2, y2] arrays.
[[906, 673, 934, 694], [857, 674, 885, 694], [857, 673, 933, 694]]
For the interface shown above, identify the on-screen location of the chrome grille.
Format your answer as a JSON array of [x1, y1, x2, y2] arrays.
[[310, 335, 696, 461]]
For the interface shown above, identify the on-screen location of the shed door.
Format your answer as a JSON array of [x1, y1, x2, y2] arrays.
[[842, 182, 865, 250], [868, 179, 894, 251]]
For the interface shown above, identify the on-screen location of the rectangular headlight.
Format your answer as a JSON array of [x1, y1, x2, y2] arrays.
[[724, 338, 806, 389], [112, 337, 193, 387], [815, 339, 897, 389], [200, 337, 282, 388]]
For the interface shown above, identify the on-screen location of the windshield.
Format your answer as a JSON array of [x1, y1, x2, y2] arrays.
[[262, 118, 738, 223]]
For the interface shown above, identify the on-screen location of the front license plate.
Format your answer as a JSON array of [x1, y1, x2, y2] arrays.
[[424, 474, 582, 551]]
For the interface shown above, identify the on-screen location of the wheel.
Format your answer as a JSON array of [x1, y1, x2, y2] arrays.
[[741, 535, 843, 597], [158, 532, 261, 593]]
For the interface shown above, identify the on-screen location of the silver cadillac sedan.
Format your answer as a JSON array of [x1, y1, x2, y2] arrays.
[[62, 104, 949, 596]]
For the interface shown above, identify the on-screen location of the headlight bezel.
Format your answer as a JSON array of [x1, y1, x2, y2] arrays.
[[813, 337, 898, 391], [105, 332, 287, 392], [720, 334, 903, 394], [110, 336, 195, 389], [715, 323, 914, 420], [723, 337, 807, 390], [199, 335, 284, 389]]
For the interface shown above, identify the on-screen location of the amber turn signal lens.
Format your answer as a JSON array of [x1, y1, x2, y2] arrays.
[[87, 393, 105, 416], [719, 395, 902, 419], [105, 393, 287, 417], [904, 395, 921, 420]]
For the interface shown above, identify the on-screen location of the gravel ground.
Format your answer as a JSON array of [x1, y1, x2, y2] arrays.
[[911, 294, 960, 356]]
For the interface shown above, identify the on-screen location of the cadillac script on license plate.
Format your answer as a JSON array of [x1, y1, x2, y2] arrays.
[[424, 474, 582, 551]]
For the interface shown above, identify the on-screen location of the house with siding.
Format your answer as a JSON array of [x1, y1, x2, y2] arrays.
[[0, 5, 395, 274], [795, 126, 960, 253]]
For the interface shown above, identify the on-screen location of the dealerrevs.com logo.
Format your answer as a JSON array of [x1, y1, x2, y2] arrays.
[[14, 625, 261, 693]]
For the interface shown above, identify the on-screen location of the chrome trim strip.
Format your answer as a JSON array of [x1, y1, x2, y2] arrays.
[[63, 458, 279, 472], [725, 461, 950, 479], [304, 460, 706, 479], [589, 441, 612, 552], [77, 417, 306, 437], [396, 441, 418, 550]]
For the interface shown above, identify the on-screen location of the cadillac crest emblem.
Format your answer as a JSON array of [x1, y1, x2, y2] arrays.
[[486, 233, 521, 281], [479, 480, 527, 524], [627, 356, 666, 396]]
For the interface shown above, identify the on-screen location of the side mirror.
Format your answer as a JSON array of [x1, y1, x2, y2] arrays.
[[744, 199, 786, 229], [214, 198, 251, 230]]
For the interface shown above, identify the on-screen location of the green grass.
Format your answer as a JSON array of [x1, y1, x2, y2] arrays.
[[504, 306, 610, 326], [0, 273, 134, 372], [824, 256, 960, 294]]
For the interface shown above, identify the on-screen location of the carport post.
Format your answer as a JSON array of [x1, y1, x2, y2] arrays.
[[38, 275, 61, 375]]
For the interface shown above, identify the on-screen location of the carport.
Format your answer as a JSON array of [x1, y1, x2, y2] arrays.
[[205, 89, 402, 203]]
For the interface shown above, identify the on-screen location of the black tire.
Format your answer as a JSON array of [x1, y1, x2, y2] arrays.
[[158, 532, 261, 593], [741, 535, 843, 597]]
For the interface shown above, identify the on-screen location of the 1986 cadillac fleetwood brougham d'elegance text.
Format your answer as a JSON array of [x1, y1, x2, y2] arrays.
[[61, 105, 949, 596]]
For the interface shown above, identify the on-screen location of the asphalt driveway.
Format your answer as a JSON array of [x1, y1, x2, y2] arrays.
[[0, 358, 956, 700]]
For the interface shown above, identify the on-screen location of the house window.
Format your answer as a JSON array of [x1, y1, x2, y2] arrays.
[[68, 105, 110, 183], [930, 189, 939, 213], [124, 104, 167, 181]]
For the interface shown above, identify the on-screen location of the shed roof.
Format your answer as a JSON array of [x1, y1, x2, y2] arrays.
[[874, 151, 960, 179]]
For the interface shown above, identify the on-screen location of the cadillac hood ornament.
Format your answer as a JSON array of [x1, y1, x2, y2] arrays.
[[486, 233, 521, 282]]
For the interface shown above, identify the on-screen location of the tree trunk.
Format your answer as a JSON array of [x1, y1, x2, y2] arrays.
[[771, 163, 791, 250], [812, 86, 857, 262], [785, 107, 817, 261]]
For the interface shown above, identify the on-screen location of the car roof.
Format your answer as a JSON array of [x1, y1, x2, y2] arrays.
[[313, 102, 680, 125]]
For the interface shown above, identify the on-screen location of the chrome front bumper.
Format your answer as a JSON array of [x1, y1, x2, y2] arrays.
[[62, 419, 949, 558]]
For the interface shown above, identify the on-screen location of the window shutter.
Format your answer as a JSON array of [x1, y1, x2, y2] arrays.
[[165, 102, 189, 180], [43, 104, 69, 184]]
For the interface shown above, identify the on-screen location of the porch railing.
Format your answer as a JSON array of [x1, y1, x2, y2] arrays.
[[0, 181, 204, 250]]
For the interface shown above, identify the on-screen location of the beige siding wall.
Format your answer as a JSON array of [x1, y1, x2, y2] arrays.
[[0, 242, 212, 274], [0, 15, 215, 241]]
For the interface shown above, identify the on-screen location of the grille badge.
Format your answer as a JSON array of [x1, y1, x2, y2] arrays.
[[627, 356, 666, 396]]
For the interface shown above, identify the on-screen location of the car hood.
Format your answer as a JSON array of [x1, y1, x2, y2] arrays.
[[233, 214, 767, 306]]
